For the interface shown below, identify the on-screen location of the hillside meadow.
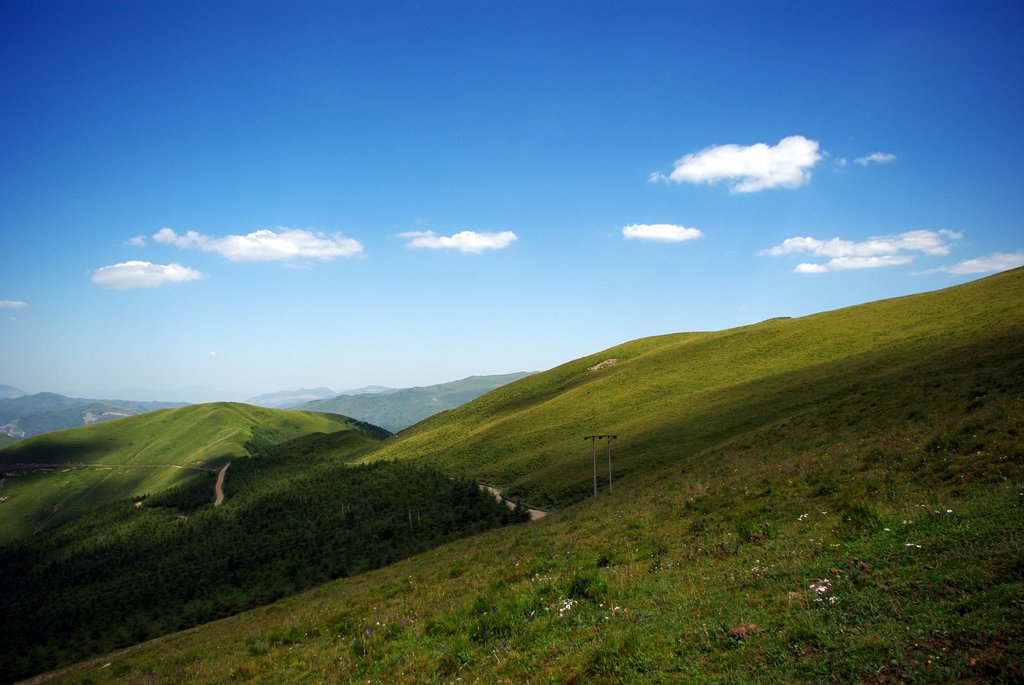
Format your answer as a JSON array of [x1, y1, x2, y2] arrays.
[[19, 268, 1024, 683], [0, 403, 368, 543], [2, 426, 527, 682]]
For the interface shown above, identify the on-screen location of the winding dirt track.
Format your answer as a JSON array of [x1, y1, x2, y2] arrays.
[[213, 463, 230, 507], [479, 483, 548, 520]]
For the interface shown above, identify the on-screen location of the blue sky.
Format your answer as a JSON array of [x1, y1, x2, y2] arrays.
[[1, 0, 1022, 401]]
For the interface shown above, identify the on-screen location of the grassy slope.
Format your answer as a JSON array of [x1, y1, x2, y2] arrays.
[[301, 373, 533, 432], [360, 270, 1024, 509], [38, 270, 1024, 684], [0, 403, 360, 543], [2, 427, 530, 682]]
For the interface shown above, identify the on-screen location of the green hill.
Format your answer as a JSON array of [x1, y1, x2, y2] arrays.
[[26, 269, 1024, 684], [0, 392, 185, 439], [0, 428, 525, 682], [0, 403, 376, 543], [358, 269, 1024, 509], [300, 372, 533, 432]]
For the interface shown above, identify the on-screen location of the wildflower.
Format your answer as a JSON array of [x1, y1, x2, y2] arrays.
[[490, 604, 498, 613], [808, 578, 838, 604]]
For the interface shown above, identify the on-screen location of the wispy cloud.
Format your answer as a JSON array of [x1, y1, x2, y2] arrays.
[[855, 151, 897, 167], [400, 230, 517, 253], [762, 229, 962, 273], [0, 300, 29, 308], [622, 223, 703, 243], [92, 261, 207, 289], [153, 227, 363, 261], [914, 250, 1024, 276], [650, 135, 822, 193], [125, 235, 147, 247]]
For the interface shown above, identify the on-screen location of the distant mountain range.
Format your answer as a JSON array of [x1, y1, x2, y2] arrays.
[[0, 374, 529, 439], [245, 387, 340, 408], [299, 372, 534, 432], [0, 385, 26, 399], [0, 392, 185, 439], [244, 385, 398, 408]]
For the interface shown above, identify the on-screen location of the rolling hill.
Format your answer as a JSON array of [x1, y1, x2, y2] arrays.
[[18, 268, 1024, 683], [0, 402, 378, 543], [357, 268, 1024, 509], [0, 392, 184, 439], [300, 372, 534, 432]]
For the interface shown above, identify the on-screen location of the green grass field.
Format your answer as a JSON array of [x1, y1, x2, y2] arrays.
[[360, 269, 1024, 510], [0, 403, 366, 542], [27, 269, 1024, 683]]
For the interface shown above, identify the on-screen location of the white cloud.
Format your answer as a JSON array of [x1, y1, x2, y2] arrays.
[[400, 230, 517, 254], [0, 300, 29, 308], [762, 229, 962, 273], [855, 152, 897, 166], [92, 261, 207, 289], [125, 235, 147, 247], [915, 251, 1024, 275], [153, 227, 363, 261], [622, 223, 703, 243], [650, 135, 822, 193]]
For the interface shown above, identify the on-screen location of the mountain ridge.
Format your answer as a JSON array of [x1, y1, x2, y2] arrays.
[[0, 392, 186, 439], [300, 372, 534, 432]]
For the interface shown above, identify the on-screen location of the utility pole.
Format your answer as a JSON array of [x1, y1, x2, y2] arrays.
[[584, 435, 617, 497], [608, 435, 615, 493]]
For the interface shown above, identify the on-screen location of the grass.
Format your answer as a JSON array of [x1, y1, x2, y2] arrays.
[[0, 403, 368, 542], [28, 268, 1024, 683], [359, 268, 1024, 509]]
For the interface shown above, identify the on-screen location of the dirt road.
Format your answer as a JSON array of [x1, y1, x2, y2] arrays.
[[479, 483, 548, 520], [213, 463, 230, 506]]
